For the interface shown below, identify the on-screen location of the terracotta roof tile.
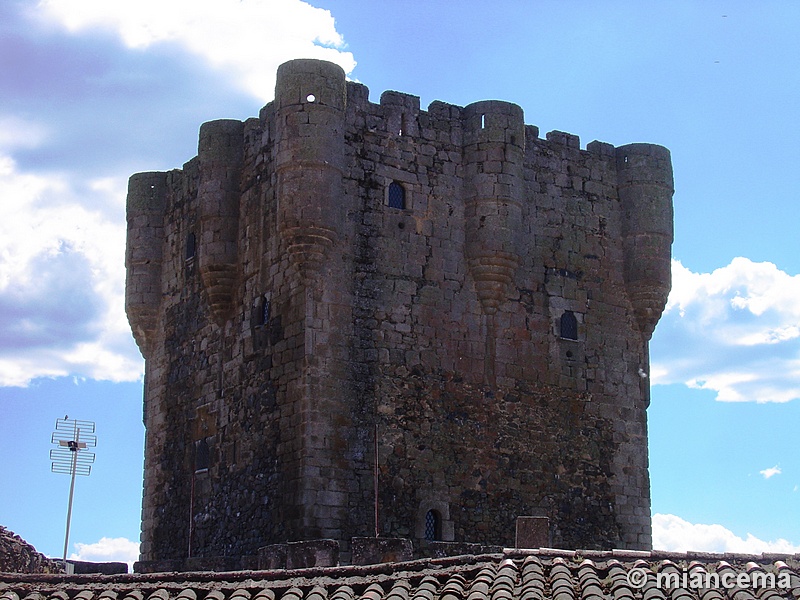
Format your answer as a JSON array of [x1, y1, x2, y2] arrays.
[[281, 587, 304, 600], [411, 576, 438, 600], [386, 579, 411, 600], [441, 573, 467, 600], [253, 589, 275, 600], [3, 550, 800, 600], [328, 586, 353, 600]]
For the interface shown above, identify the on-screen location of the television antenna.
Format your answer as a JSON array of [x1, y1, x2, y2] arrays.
[[50, 416, 96, 570]]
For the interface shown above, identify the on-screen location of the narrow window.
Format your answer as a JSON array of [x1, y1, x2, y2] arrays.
[[560, 310, 578, 340], [480, 113, 486, 129], [194, 438, 210, 473], [388, 182, 406, 209], [186, 232, 196, 260], [424, 509, 442, 541], [261, 297, 271, 326], [253, 295, 270, 327]]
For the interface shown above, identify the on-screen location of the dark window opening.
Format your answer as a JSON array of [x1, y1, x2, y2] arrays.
[[254, 295, 270, 327], [388, 182, 406, 209], [424, 509, 442, 541], [560, 310, 578, 340], [194, 438, 210, 473], [186, 232, 196, 260], [261, 297, 271, 326]]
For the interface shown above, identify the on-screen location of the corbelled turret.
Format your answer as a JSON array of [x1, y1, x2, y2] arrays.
[[274, 58, 346, 277], [197, 119, 244, 323], [462, 100, 525, 316], [616, 143, 674, 340], [125, 171, 167, 354]]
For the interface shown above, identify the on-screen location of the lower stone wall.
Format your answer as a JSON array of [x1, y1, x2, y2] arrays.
[[374, 369, 628, 550], [0, 526, 63, 574]]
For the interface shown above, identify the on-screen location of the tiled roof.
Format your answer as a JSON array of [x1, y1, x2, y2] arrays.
[[2, 550, 800, 600]]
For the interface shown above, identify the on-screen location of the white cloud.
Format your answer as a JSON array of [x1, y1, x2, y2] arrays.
[[0, 152, 143, 386], [70, 536, 139, 570], [653, 513, 800, 554], [0, 0, 356, 388], [651, 258, 800, 403], [37, 0, 356, 100], [0, 116, 50, 151], [760, 465, 782, 479]]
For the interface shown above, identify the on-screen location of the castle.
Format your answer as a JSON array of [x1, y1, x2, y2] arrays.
[[125, 59, 673, 564]]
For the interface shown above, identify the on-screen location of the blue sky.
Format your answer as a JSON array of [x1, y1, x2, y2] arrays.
[[1, 0, 799, 565]]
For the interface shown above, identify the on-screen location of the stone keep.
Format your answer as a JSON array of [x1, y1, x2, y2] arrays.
[[126, 59, 673, 562]]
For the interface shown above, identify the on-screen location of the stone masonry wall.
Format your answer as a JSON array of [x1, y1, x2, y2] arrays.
[[0, 526, 64, 574], [125, 59, 673, 563]]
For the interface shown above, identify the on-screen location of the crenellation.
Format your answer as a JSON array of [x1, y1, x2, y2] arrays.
[[126, 59, 673, 564]]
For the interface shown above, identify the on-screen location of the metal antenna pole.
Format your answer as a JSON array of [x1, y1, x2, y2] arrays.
[[51, 417, 96, 572], [374, 423, 379, 538], [62, 424, 80, 567]]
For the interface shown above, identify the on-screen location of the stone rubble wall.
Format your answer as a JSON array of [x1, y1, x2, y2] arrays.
[[0, 527, 63, 574]]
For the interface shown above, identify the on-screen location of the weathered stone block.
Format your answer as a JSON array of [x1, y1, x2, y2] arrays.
[[285, 539, 339, 569], [515, 516, 551, 549], [257, 544, 288, 569], [350, 537, 413, 565]]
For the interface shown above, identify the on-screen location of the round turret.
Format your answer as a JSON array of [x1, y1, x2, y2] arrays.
[[197, 118, 244, 323], [616, 143, 674, 339], [462, 100, 525, 315], [125, 171, 167, 355], [275, 59, 347, 113], [274, 59, 346, 276]]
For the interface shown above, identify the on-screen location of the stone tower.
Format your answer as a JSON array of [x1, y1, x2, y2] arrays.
[[125, 59, 673, 563]]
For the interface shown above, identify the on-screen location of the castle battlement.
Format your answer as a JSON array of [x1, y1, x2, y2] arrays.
[[126, 59, 673, 563]]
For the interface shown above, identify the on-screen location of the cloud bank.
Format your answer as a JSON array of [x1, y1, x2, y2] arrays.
[[37, 0, 356, 100], [652, 258, 800, 403], [653, 513, 800, 554], [0, 153, 141, 386], [0, 0, 355, 387]]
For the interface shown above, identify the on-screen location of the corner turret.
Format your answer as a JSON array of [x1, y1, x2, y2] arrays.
[[274, 58, 346, 276], [616, 143, 674, 339], [125, 171, 167, 355]]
